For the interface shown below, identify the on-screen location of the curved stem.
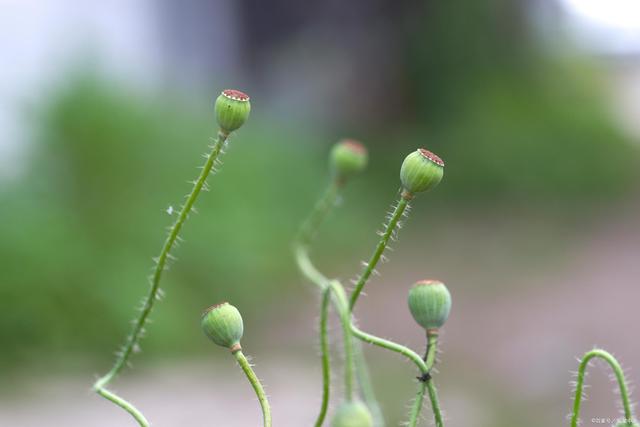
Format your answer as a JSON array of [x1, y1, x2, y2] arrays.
[[234, 350, 272, 427], [408, 333, 440, 427], [94, 130, 230, 417], [350, 323, 428, 374], [571, 349, 635, 427], [294, 182, 384, 421], [294, 181, 339, 290], [314, 288, 331, 427], [349, 196, 410, 310], [95, 387, 149, 427]]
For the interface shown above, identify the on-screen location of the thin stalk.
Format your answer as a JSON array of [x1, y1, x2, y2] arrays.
[[408, 383, 427, 427], [408, 333, 439, 427], [426, 379, 444, 427], [571, 349, 635, 427], [234, 350, 272, 427], [352, 340, 385, 427], [350, 323, 428, 374], [294, 181, 384, 422], [95, 387, 149, 427], [329, 281, 355, 401], [314, 288, 331, 427], [349, 196, 409, 310], [94, 130, 230, 420]]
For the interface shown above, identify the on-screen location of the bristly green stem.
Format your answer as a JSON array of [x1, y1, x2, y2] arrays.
[[294, 181, 384, 423], [234, 350, 272, 427], [571, 349, 636, 427], [93, 130, 230, 424], [315, 288, 331, 427], [408, 333, 440, 427], [349, 196, 410, 310], [426, 380, 444, 427]]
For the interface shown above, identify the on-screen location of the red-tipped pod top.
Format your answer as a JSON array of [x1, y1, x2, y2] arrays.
[[201, 302, 244, 351], [330, 139, 368, 181], [215, 89, 251, 133], [331, 400, 373, 427], [407, 280, 451, 332], [400, 148, 444, 196]]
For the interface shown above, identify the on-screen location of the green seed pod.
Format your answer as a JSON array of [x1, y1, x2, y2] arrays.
[[330, 139, 368, 181], [400, 148, 444, 196], [201, 302, 244, 351], [215, 89, 251, 133], [408, 280, 451, 332], [331, 401, 373, 427]]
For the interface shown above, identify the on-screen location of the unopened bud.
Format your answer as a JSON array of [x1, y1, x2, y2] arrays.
[[215, 89, 251, 133], [330, 139, 368, 182], [408, 280, 451, 332], [400, 148, 444, 197], [201, 302, 244, 351]]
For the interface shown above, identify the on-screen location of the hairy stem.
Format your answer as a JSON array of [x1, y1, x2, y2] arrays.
[[426, 379, 444, 427], [314, 288, 331, 427], [408, 333, 440, 427], [349, 196, 409, 310], [234, 350, 272, 427], [294, 181, 384, 422], [408, 383, 427, 427], [571, 349, 635, 427], [94, 130, 230, 420]]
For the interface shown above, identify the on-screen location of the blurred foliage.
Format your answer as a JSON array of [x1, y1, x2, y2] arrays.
[[0, 77, 375, 369], [2, 1, 640, 368], [399, 0, 639, 202]]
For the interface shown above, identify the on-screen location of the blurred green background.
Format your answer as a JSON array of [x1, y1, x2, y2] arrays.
[[2, 1, 640, 426]]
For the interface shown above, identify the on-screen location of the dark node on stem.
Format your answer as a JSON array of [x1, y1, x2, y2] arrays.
[[417, 372, 432, 383]]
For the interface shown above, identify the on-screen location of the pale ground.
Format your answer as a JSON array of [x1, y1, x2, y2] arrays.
[[2, 201, 640, 427]]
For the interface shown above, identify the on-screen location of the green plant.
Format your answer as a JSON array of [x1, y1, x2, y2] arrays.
[[293, 141, 638, 427], [201, 302, 271, 427], [88, 89, 638, 426], [294, 145, 447, 426], [92, 89, 251, 426]]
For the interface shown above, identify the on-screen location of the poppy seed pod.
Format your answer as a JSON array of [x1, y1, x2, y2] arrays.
[[215, 89, 251, 133], [400, 149, 444, 196], [201, 302, 244, 351], [331, 401, 373, 427], [408, 280, 451, 331], [330, 139, 368, 181]]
